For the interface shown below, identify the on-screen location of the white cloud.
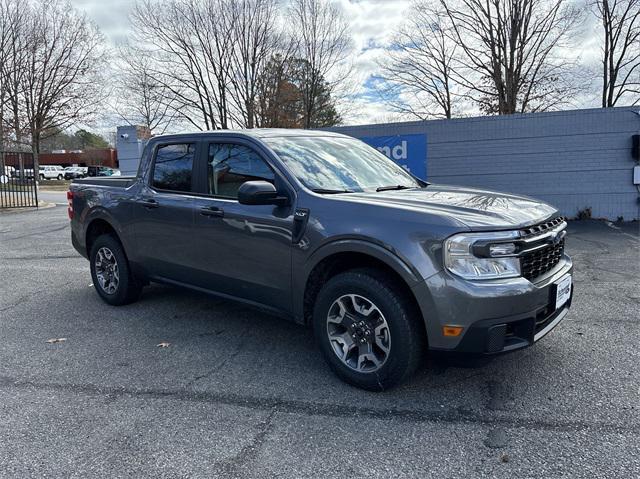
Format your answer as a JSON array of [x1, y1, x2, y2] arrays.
[[72, 0, 135, 44]]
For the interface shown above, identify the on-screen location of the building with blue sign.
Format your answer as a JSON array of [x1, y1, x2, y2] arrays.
[[360, 134, 427, 179], [330, 107, 640, 221]]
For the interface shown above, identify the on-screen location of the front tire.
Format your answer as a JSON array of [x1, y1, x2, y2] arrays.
[[57, 174, 63, 180], [313, 268, 426, 391], [89, 234, 142, 306]]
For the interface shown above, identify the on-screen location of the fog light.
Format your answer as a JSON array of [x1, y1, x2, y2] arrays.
[[443, 326, 464, 337]]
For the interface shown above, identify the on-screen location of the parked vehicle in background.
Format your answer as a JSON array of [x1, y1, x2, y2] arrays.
[[64, 167, 88, 180], [3, 165, 15, 178], [39, 165, 65, 180], [68, 129, 574, 390], [87, 166, 118, 177], [15, 167, 34, 179]]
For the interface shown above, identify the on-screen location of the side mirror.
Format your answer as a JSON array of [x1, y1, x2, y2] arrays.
[[238, 181, 289, 206]]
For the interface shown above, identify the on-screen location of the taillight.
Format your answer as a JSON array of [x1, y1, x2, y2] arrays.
[[67, 191, 74, 219]]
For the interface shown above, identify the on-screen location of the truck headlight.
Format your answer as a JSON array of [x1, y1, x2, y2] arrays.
[[444, 231, 521, 280]]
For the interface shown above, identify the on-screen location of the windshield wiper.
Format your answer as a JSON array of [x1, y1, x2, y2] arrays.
[[311, 188, 354, 194], [375, 185, 413, 192]]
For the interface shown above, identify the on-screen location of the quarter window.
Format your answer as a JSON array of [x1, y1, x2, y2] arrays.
[[152, 143, 195, 192], [208, 143, 274, 198]]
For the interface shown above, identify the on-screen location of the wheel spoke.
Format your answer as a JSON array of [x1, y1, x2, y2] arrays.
[[374, 333, 390, 355], [96, 250, 105, 267], [327, 298, 346, 323], [327, 297, 352, 328], [357, 352, 380, 372], [329, 331, 356, 361], [350, 294, 375, 317]]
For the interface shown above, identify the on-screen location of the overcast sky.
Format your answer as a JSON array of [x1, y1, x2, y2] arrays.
[[69, 0, 435, 125], [70, 0, 602, 126]]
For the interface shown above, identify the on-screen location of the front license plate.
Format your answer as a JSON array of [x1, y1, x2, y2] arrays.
[[555, 274, 572, 310]]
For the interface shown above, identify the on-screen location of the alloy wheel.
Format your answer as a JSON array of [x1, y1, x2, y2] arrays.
[[94, 247, 120, 295], [326, 294, 391, 373]]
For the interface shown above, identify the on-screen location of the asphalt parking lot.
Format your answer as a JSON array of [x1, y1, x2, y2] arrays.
[[1, 201, 639, 478]]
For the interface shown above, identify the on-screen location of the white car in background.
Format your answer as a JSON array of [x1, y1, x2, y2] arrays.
[[1, 165, 14, 184], [39, 165, 65, 180]]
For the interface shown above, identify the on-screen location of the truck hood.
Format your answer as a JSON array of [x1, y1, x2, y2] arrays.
[[342, 184, 558, 229]]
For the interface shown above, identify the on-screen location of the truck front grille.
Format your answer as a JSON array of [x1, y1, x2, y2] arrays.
[[520, 238, 565, 280], [518, 216, 566, 281], [520, 216, 565, 238]]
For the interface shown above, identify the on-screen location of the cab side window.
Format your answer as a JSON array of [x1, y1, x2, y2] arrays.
[[152, 143, 195, 192], [208, 143, 275, 199]]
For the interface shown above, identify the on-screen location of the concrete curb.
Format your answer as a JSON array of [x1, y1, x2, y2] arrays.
[[0, 200, 56, 214]]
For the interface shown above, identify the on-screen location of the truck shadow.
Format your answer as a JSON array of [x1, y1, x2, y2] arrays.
[[95, 281, 571, 415]]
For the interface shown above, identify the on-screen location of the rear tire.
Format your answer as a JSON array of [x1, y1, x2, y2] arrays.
[[312, 268, 426, 391], [89, 234, 142, 306]]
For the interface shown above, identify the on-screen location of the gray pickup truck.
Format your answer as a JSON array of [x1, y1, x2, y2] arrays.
[[69, 129, 573, 390]]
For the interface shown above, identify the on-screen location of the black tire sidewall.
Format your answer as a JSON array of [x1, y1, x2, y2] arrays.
[[312, 270, 424, 391], [89, 235, 139, 306]]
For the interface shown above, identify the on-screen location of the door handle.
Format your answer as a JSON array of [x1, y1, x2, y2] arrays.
[[140, 198, 159, 209], [200, 206, 224, 218]]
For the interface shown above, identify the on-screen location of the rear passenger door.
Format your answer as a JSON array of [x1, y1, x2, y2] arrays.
[[133, 141, 200, 283], [190, 139, 295, 312]]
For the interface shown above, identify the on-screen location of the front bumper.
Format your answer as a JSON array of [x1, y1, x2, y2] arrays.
[[448, 294, 572, 354], [412, 255, 573, 354]]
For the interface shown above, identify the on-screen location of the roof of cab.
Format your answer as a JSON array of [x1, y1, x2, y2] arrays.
[[151, 128, 349, 142]]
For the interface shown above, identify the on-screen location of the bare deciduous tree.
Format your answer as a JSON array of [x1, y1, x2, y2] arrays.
[[129, 0, 345, 130], [227, 0, 284, 128], [19, 0, 105, 173], [0, 0, 30, 149], [0, 0, 9, 148], [289, 0, 352, 128], [131, 0, 244, 130], [594, 0, 640, 106], [113, 44, 179, 135], [377, 2, 460, 119], [441, 0, 584, 114]]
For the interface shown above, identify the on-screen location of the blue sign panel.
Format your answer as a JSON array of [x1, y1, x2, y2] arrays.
[[359, 133, 427, 180]]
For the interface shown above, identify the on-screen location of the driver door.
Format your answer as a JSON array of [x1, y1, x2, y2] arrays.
[[190, 140, 295, 313]]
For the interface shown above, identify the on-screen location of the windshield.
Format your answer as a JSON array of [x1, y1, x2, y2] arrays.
[[264, 136, 423, 192]]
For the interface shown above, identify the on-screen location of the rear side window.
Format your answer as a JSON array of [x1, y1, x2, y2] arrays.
[[207, 143, 274, 198], [152, 143, 195, 192]]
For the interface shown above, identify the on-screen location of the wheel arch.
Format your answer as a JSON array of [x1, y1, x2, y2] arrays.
[[296, 240, 425, 329], [83, 206, 131, 256], [85, 217, 122, 255]]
